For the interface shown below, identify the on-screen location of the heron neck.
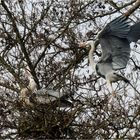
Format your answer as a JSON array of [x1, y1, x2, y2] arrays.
[[88, 44, 96, 71]]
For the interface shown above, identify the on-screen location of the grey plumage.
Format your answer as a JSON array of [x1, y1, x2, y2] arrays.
[[98, 16, 130, 39], [128, 21, 140, 42], [96, 15, 140, 72], [29, 88, 72, 107]]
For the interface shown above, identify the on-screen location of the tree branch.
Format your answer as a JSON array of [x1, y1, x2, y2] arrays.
[[124, 0, 140, 17], [1, 0, 39, 88], [0, 56, 23, 88]]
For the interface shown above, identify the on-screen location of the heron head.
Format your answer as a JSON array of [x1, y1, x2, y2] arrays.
[[79, 40, 99, 49]]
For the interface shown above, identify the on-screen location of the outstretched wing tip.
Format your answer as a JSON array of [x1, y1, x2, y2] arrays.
[[99, 15, 130, 39]]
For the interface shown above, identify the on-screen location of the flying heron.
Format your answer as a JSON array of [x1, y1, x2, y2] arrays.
[[80, 15, 140, 98]]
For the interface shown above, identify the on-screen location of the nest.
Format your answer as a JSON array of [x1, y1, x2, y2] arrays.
[[17, 103, 74, 139]]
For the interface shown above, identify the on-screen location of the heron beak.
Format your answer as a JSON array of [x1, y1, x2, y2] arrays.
[[79, 42, 86, 48]]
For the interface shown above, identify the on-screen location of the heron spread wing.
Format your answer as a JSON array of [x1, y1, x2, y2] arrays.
[[98, 15, 131, 70], [100, 36, 130, 70], [99, 15, 130, 38]]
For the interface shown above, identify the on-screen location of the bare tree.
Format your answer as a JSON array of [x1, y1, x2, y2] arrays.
[[0, 0, 140, 139]]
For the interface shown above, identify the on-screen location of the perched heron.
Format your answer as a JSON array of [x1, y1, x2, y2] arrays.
[[80, 15, 140, 97], [20, 66, 72, 107], [29, 88, 72, 107]]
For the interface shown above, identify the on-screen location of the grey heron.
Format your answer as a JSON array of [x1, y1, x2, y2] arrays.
[[20, 66, 72, 107], [80, 15, 140, 97]]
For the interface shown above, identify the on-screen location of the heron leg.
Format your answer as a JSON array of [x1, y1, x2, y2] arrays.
[[106, 80, 116, 103], [106, 80, 115, 95]]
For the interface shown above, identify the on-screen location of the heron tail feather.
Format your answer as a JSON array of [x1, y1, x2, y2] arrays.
[[114, 73, 129, 83]]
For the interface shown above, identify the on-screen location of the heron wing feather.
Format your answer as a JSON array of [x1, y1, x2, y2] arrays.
[[98, 15, 131, 70], [100, 36, 130, 70], [128, 22, 140, 42], [99, 15, 130, 38]]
